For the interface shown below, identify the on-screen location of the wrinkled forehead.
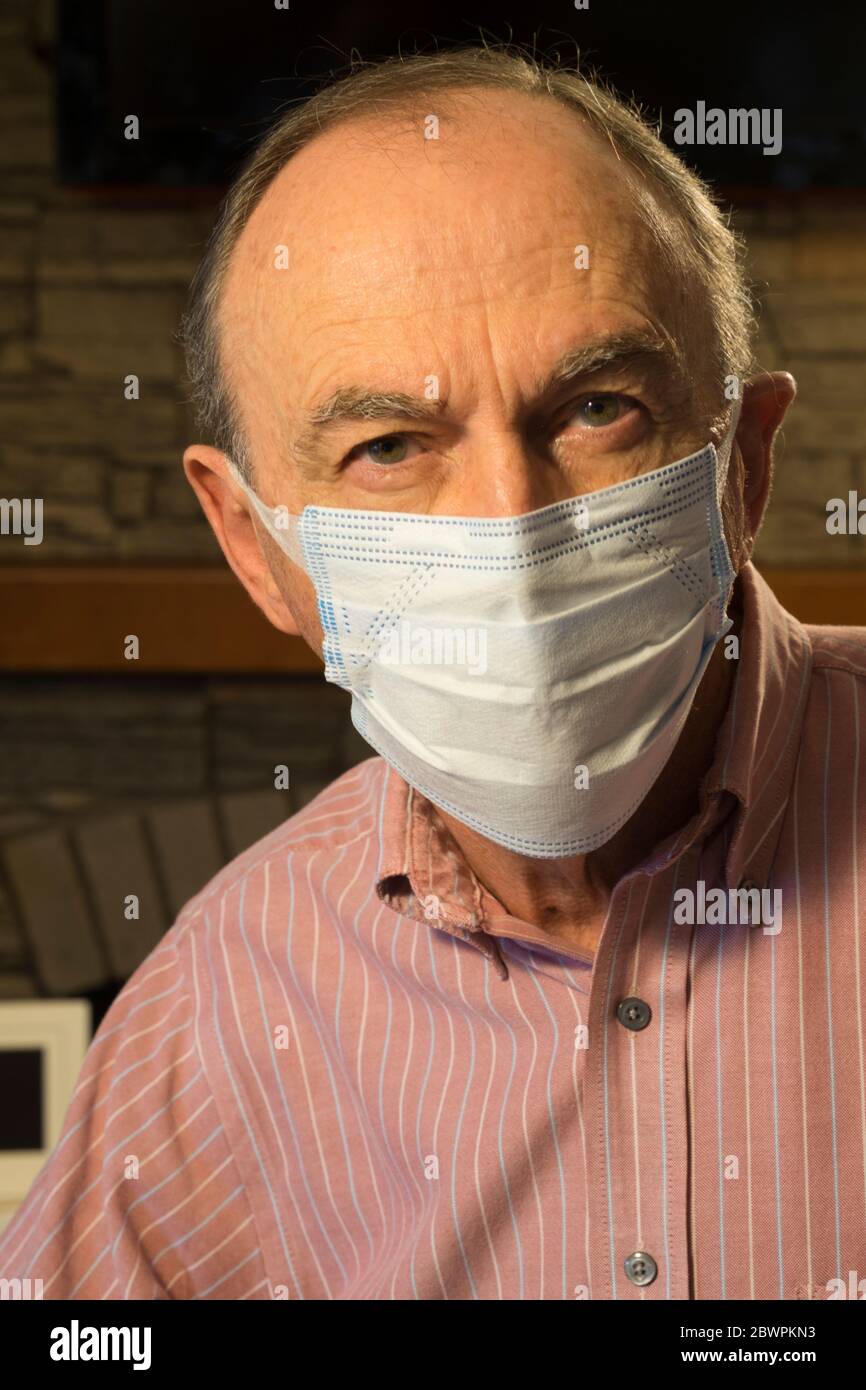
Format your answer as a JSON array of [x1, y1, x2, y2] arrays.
[[217, 90, 698, 427]]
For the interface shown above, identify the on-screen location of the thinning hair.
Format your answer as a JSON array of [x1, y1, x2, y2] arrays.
[[179, 41, 756, 482]]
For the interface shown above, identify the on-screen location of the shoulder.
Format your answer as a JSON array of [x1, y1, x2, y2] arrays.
[[175, 755, 388, 927], [0, 760, 390, 1297], [804, 621, 866, 679], [100, 755, 389, 1069], [0, 923, 254, 1296], [797, 623, 866, 766]]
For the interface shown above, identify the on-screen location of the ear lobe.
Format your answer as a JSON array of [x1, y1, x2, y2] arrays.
[[256, 560, 304, 637]]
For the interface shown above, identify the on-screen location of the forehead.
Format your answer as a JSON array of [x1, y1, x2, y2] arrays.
[[218, 89, 686, 422]]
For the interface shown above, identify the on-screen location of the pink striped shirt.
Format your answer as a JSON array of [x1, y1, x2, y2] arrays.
[[2, 561, 865, 1300]]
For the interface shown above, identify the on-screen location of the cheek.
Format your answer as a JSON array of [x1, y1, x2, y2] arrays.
[[279, 561, 325, 657]]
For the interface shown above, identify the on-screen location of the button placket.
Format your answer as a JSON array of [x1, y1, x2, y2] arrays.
[[583, 866, 697, 1300]]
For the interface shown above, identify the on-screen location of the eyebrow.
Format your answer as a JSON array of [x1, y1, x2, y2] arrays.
[[291, 328, 687, 465], [532, 329, 687, 399]]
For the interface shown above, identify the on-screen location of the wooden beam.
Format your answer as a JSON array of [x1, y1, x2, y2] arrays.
[[0, 566, 322, 673], [757, 567, 866, 627], [0, 564, 863, 673]]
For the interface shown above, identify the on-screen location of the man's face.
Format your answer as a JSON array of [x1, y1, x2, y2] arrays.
[[215, 89, 724, 651]]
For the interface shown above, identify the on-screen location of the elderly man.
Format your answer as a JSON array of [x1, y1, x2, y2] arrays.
[[2, 46, 865, 1303]]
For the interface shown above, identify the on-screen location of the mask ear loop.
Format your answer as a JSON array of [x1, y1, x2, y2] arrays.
[[225, 464, 352, 688], [709, 394, 743, 625], [714, 393, 743, 512], [224, 456, 308, 568]]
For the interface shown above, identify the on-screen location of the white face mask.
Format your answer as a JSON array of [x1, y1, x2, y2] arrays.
[[227, 405, 739, 858]]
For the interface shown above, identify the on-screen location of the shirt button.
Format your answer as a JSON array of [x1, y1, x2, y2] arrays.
[[616, 996, 652, 1031], [624, 1250, 658, 1286]]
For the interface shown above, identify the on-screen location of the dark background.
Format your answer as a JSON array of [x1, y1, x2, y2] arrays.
[[56, 0, 866, 192]]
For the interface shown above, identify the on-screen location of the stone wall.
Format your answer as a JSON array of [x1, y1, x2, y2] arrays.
[[737, 201, 866, 566], [0, 677, 372, 1003]]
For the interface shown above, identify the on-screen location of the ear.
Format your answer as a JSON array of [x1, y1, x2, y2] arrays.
[[736, 370, 797, 540], [182, 443, 302, 636]]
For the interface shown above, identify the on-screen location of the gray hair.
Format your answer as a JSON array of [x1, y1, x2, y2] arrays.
[[179, 41, 756, 482]]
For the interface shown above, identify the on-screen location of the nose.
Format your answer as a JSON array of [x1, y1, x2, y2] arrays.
[[446, 429, 576, 518]]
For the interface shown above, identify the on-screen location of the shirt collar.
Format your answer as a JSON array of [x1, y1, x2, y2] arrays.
[[375, 561, 813, 956], [704, 560, 813, 890], [376, 765, 510, 978]]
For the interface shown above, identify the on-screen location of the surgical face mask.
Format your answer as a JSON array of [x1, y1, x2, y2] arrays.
[[227, 405, 740, 858]]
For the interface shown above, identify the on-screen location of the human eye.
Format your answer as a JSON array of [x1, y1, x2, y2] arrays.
[[561, 392, 642, 430], [344, 433, 424, 466]]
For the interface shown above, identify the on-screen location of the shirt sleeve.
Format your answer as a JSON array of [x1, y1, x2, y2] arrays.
[[0, 924, 269, 1300]]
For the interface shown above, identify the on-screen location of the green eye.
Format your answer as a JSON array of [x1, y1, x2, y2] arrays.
[[364, 435, 409, 464], [576, 395, 624, 427]]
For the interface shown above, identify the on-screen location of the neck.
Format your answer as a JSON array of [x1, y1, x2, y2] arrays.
[[436, 582, 743, 955]]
